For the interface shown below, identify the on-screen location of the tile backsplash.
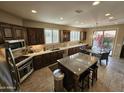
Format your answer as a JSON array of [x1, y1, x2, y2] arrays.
[[29, 41, 80, 52]]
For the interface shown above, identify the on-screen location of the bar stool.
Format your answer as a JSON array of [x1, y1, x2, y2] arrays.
[[79, 69, 90, 91], [89, 65, 98, 86]]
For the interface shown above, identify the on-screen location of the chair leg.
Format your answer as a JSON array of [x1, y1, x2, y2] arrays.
[[106, 59, 108, 65], [91, 72, 94, 86], [88, 76, 90, 88], [95, 69, 98, 80], [100, 60, 102, 65]]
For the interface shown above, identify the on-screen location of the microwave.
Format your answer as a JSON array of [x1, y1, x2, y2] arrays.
[[5, 39, 26, 50]]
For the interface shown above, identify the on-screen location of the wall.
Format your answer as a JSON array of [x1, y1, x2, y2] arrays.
[[23, 19, 85, 31], [0, 10, 23, 26], [87, 24, 124, 58]]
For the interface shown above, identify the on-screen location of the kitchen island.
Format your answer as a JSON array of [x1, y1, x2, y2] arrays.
[[57, 53, 98, 91]]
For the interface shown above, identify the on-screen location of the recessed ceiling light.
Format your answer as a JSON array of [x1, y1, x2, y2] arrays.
[[109, 16, 114, 19], [31, 10, 37, 13], [105, 13, 111, 16], [92, 1, 100, 6], [60, 17, 63, 20]]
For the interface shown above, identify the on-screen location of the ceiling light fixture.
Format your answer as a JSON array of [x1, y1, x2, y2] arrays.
[[109, 16, 114, 19], [31, 10, 37, 13], [92, 1, 100, 6], [60, 17, 63, 20], [105, 13, 111, 16]]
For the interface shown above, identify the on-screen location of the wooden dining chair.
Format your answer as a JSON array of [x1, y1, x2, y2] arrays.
[[99, 51, 110, 65]]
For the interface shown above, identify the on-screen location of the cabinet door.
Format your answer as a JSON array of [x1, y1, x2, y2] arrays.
[[63, 30, 70, 42], [80, 31, 87, 41], [27, 28, 37, 45], [13, 26, 24, 39], [36, 28, 45, 44], [68, 48, 73, 56], [33, 55, 45, 70], [3, 27, 13, 40], [83, 31, 87, 40], [1, 23, 14, 40], [0, 27, 4, 44], [27, 28, 44, 45]]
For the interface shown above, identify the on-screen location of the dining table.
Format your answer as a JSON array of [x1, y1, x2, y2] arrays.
[[57, 52, 98, 91]]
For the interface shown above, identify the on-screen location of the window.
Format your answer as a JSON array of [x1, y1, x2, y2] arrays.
[[70, 31, 80, 41], [44, 28, 59, 44]]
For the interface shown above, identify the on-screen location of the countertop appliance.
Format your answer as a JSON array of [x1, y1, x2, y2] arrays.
[[5, 40, 34, 83]]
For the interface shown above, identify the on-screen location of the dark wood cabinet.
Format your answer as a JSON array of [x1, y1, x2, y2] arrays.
[[13, 26, 25, 39], [80, 31, 87, 41], [1, 23, 13, 40], [83, 31, 87, 40], [120, 45, 124, 58], [68, 46, 80, 56], [0, 22, 26, 44], [27, 27, 44, 45], [33, 50, 64, 70], [63, 30, 70, 42], [0, 25, 4, 44]]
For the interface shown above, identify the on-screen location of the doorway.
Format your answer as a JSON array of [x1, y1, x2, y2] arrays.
[[92, 30, 116, 56]]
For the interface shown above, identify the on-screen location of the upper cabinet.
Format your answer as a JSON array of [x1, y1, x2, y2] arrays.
[[13, 26, 25, 39], [27, 27, 45, 45], [80, 31, 87, 41], [0, 24, 4, 44], [63, 30, 70, 42], [0, 22, 27, 44], [1, 22, 13, 40]]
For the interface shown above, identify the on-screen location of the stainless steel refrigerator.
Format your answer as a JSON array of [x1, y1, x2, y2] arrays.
[[0, 48, 20, 92]]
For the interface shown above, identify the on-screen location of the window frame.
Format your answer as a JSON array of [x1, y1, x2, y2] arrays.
[[44, 28, 59, 44], [70, 31, 80, 41]]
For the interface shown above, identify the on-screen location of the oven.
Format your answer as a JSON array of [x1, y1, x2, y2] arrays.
[[18, 58, 34, 83], [5, 39, 34, 83]]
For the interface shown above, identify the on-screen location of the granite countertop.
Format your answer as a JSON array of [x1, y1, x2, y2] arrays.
[[25, 43, 87, 57], [57, 53, 98, 76]]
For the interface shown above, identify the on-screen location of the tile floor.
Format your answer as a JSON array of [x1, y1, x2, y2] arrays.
[[20, 57, 124, 92]]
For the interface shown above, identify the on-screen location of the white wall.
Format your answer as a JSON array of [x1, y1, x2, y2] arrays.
[[0, 10, 23, 26], [23, 20, 84, 31]]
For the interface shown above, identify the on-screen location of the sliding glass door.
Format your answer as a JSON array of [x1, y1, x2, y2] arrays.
[[92, 31, 104, 51], [92, 30, 116, 55]]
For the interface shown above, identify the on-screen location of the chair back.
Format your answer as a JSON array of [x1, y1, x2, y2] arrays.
[[100, 51, 110, 60]]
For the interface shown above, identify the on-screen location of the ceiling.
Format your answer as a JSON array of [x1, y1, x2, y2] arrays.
[[0, 1, 124, 28]]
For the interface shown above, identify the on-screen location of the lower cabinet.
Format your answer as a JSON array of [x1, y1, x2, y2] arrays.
[[33, 46, 81, 70], [68, 46, 80, 56], [33, 50, 64, 70]]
